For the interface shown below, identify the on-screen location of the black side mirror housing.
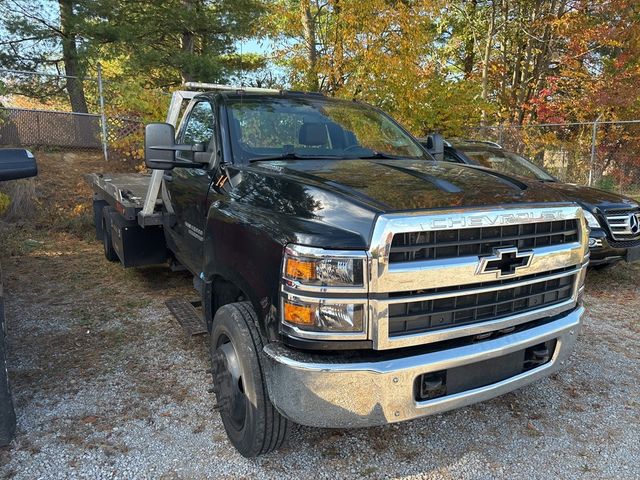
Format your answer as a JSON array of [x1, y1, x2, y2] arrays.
[[425, 133, 444, 162], [145, 123, 176, 170], [144, 123, 209, 170], [0, 149, 38, 181]]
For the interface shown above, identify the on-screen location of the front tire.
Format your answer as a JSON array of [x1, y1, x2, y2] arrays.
[[210, 302, 290, 457]]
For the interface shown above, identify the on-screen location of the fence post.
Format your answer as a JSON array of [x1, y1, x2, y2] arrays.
[[588, 114, 602, 187], [97, 63, 109, 161]]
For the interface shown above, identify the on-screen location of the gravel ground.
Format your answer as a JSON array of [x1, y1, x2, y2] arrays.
[[0, 237, 638, 479]]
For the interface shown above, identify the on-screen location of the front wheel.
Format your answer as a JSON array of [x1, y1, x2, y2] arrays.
[[210, 302, 290, 457]]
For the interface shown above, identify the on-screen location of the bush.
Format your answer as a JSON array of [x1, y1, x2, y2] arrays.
[[596, 175, 616, 191]]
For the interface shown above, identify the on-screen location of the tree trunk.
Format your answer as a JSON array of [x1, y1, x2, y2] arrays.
[[329, 0, 344, 93], [58, 0, 88, 113], [462, 0, 477, 79], [181, 0, 195, 83], [481, 0, 497, 122], [300, 0, 319, 91]]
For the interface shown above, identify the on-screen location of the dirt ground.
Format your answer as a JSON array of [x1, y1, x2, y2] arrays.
[[0, 151, 638, 479]]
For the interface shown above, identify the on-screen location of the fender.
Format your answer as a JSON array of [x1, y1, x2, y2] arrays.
[[202, 200, 293, 341]]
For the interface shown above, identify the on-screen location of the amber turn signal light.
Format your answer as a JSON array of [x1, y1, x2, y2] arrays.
[[283, 301, 314, 326], [285, 258, 316, 281]]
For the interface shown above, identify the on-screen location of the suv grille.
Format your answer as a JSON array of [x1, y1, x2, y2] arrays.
[[389, 220, 579, 263], [388, 271, 575, 337], [604, 209, 640, 241]]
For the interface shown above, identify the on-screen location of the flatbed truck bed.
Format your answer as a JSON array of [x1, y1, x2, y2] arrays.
[[87, 172, 156, 219]]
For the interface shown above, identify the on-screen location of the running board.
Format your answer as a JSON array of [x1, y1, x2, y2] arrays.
[[165, 298, 207, 336]]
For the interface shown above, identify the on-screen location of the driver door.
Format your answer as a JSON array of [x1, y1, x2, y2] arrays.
[[163, 100, 216, 274]]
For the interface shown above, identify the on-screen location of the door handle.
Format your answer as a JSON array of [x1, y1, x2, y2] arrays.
[[163, 173, 173, 182]]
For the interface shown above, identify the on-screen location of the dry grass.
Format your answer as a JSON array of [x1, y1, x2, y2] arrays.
[[0, 150, 138, 257]]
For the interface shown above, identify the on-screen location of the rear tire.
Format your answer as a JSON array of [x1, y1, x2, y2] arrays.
[[92, 200, 108, 240], [101, 207, 118, 262], [209, 302, 290, 457]]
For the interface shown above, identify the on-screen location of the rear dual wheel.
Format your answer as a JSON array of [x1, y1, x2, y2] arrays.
[[209, 302, 290, 457], [101, 207, 118, 262]]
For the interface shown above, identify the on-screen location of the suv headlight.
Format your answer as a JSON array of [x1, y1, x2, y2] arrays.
[[281, 245, 368, 337], [582, 209, 601, 229]]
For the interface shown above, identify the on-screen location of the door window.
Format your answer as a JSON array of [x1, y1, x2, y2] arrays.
[[178, 101, 215, 160]]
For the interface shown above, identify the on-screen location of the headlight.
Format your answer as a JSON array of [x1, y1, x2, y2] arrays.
[[582, 209, 601, 229], [283, 245, 365, 287], [281, 245, 368, 338], [282, 295, 365, 333]]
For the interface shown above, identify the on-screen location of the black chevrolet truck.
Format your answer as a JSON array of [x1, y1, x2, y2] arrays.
[[88, 85, 589, 457]]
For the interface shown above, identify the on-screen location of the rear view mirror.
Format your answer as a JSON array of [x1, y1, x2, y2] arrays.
[[0, 149, 37, 181], [144, 123, 209, 170]]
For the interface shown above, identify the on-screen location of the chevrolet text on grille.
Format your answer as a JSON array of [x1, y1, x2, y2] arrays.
[[426, 210, 568, 229]]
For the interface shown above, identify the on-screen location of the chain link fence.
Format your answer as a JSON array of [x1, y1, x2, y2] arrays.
[[463, 121, 640, 197], [0, 66, 145, 161], [0, 106, 143, 159]]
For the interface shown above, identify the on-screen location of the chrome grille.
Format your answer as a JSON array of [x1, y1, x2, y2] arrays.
[[387, 270, 576, 337], [389, 220, 579, 263], [368, 205, 589, 350], [604, 209, 640, 241]]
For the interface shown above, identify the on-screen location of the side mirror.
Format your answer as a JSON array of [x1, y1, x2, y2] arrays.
[[0, 149, 38, 181], [145, 123, 178, 170], [425, 133, 444, 162], [144, 123, 208, 170]]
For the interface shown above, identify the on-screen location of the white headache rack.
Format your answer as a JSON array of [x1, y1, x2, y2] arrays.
[[183, 81, 281, 94], [140, 82, 281, 222]]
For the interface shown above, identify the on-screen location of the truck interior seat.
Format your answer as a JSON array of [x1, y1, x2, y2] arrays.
[[326, 122, 359, 150], [298, 122, 328, 146]]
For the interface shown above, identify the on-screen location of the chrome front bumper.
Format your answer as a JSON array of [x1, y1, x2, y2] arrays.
[[263, 306, 583, 428]]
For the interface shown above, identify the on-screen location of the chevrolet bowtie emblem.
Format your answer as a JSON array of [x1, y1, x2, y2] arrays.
[[476, 247, 534, 278]]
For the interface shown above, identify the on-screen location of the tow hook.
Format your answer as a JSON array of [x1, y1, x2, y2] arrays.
[[524, 343, 552, 370], [418, 371, 447, 400]]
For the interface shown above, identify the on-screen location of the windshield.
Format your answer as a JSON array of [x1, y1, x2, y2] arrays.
[[226, 96, 428, 163], [456, 146, 556, 181]]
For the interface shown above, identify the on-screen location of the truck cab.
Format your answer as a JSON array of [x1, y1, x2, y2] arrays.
[[89, 86, 589, 457]]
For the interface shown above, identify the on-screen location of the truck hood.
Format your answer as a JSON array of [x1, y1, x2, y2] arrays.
[[252, 159, 568, 211], [230, 159, 574, 249], [541, 181, 639, 212]]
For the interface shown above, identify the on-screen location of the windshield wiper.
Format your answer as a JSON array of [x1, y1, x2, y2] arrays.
[[249, 153, 343, 163], [352, 152, 401, 159], [355, 152, 430, 160]]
